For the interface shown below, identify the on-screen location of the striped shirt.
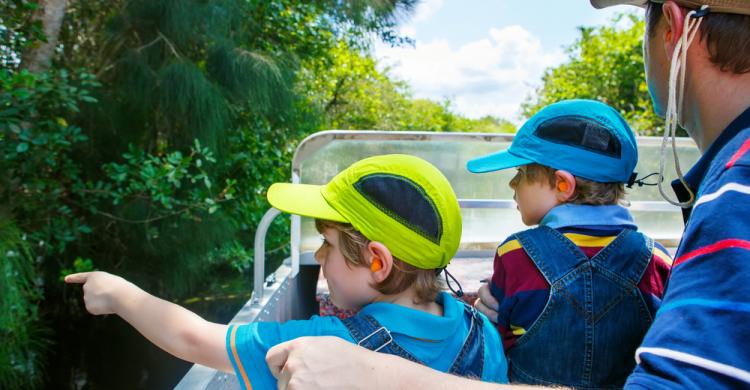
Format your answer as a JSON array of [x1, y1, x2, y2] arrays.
[[626, 107, 750, 389], [489, 205, 672, 351]]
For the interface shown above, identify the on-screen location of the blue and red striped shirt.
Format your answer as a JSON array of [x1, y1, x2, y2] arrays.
[[489, 205, 672, 351], [626, 107, 750, 389]]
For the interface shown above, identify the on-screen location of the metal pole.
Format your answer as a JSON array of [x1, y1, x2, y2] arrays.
[[291, 170, 301, 278], [253, 207, 282, 303]]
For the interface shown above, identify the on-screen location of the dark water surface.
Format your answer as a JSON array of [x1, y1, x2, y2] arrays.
[[47, 274, 252, 389]]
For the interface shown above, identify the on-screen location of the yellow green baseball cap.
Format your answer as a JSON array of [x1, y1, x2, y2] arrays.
[[267, 154, 462, 269]]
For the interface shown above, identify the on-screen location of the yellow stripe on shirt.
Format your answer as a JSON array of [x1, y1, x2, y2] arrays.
[[653, 247, 673, 265], [563, 233, 617, 248], [230, 325, 253, 390], [497, 239, 522, 256], [510, 324, 526, 336], [498, 234, 618, 257]]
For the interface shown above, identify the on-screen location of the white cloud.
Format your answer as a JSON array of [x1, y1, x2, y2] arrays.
[[412, 0, 444, 23], [375, 25, 566, 123]]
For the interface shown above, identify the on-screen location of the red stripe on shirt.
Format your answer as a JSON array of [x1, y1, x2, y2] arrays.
[[726, 136, 750, 168], [674, 239, 750, 266], [493, 247, 549, 295], [638, 253, 670, 298]]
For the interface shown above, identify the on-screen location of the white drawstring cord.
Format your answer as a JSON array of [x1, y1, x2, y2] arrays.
[[658, 5, 708, 208]]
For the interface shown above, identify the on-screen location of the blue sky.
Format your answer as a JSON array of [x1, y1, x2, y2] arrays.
[[374, 0, 637, 123]]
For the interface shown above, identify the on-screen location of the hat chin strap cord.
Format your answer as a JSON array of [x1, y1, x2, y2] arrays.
[[658, 5, 708, 208], [438, 267, 464, 297]]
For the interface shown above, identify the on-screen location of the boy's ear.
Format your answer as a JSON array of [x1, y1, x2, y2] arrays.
[[366, 242, 393, 283], [662, 1, 687, 61], [554, 170, 576, 202]]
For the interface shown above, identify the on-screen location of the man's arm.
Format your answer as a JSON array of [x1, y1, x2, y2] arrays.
[[65, 271, 232, 373], [266, 336, 548, 390], [627, 165, 750, 388]]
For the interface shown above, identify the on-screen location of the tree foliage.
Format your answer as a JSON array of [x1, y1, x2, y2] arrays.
[[301, 42, 516, 132], [1, 1, 425, 387], [0, 219, 47, 390], [523, 14, 662, 136]]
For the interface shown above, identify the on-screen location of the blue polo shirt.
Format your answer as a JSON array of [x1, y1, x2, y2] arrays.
[[626, 107, 750, 389], [226, 292, 508, 389]]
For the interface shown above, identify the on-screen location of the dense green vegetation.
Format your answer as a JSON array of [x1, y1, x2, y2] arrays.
[[0, 1, 514, 387], [523, 14, 663, 136], [1, 1, 656, 387]]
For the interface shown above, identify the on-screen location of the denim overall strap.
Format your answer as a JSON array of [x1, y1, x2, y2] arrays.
[[515, 226, 589, 284], [342, 314, 423, 364], [447, 304, 486, 379], [590, 229, 654, 287], [509, 226, 655, 389]]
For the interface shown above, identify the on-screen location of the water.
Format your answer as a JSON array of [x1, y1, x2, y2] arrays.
[[47, 273, 252, 389]]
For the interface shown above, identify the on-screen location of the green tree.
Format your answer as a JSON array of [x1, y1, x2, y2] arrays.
[[301, 42, 516, 133], [0, 219, 46, 389], [522, 13, 662, 135], [451, 114, 516, 133], [2, 0, 419, 387]]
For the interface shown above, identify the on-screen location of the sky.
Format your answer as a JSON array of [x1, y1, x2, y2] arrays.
[[374, 0, 636, 124]]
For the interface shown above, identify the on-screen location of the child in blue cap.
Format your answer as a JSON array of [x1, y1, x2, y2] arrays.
[[468, 99, 672, 388]]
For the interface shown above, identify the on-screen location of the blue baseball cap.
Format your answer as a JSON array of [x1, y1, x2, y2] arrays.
[[467, 99, 637, 183]]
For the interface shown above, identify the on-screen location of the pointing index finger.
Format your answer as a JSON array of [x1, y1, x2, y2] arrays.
[[64, 272, 91, 284]]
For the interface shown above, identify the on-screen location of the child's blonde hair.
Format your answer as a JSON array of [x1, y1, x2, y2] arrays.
[[315, 219, 443, 304], [510, 164, 626, 206]]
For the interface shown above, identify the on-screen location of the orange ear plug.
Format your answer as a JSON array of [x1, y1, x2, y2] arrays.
[[557, 182, 570, 192], [370, 257, 382, 272]]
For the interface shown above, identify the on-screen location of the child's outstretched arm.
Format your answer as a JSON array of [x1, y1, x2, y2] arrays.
[[65, 271, 232, 373]]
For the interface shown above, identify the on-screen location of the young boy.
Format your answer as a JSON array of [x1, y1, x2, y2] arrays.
[[66, 154, 508, 389], [467, 99, 672, 388]]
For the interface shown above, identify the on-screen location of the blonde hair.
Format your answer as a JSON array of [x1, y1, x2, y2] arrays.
[[510, 164, 626, 206], [315, 219, 443, 304]]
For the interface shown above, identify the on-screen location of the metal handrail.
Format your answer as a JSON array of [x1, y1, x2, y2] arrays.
[[290, 130, 697, 172], [253, 207, 282, 303], [256, 199, 682, 281], [458, 199, 679, 212]]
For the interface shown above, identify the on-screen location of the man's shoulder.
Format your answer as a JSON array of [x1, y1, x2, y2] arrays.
[[693, 131, 750, 210], [703, 127, 750, 186]]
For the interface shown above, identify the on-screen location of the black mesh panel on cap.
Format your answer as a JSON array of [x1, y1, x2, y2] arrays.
[[534, 116, 622, 158], [353, 174, 442, 244]]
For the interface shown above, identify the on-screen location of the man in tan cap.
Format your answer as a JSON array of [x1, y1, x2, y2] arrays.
[[264, 2, 750, 389], [585, 1, 750, 388]]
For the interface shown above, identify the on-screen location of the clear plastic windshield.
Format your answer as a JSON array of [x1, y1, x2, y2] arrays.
[[293, 131, 700, 258]]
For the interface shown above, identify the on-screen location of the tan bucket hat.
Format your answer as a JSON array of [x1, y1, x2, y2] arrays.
[[590, 0, 750, 15]]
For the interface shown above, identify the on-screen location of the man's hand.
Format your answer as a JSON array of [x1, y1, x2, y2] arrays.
[[266, 336, 523, 390], [65, 271, 134, 315], [474, 283, 500, 323], [267, 336, 376, 390]]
